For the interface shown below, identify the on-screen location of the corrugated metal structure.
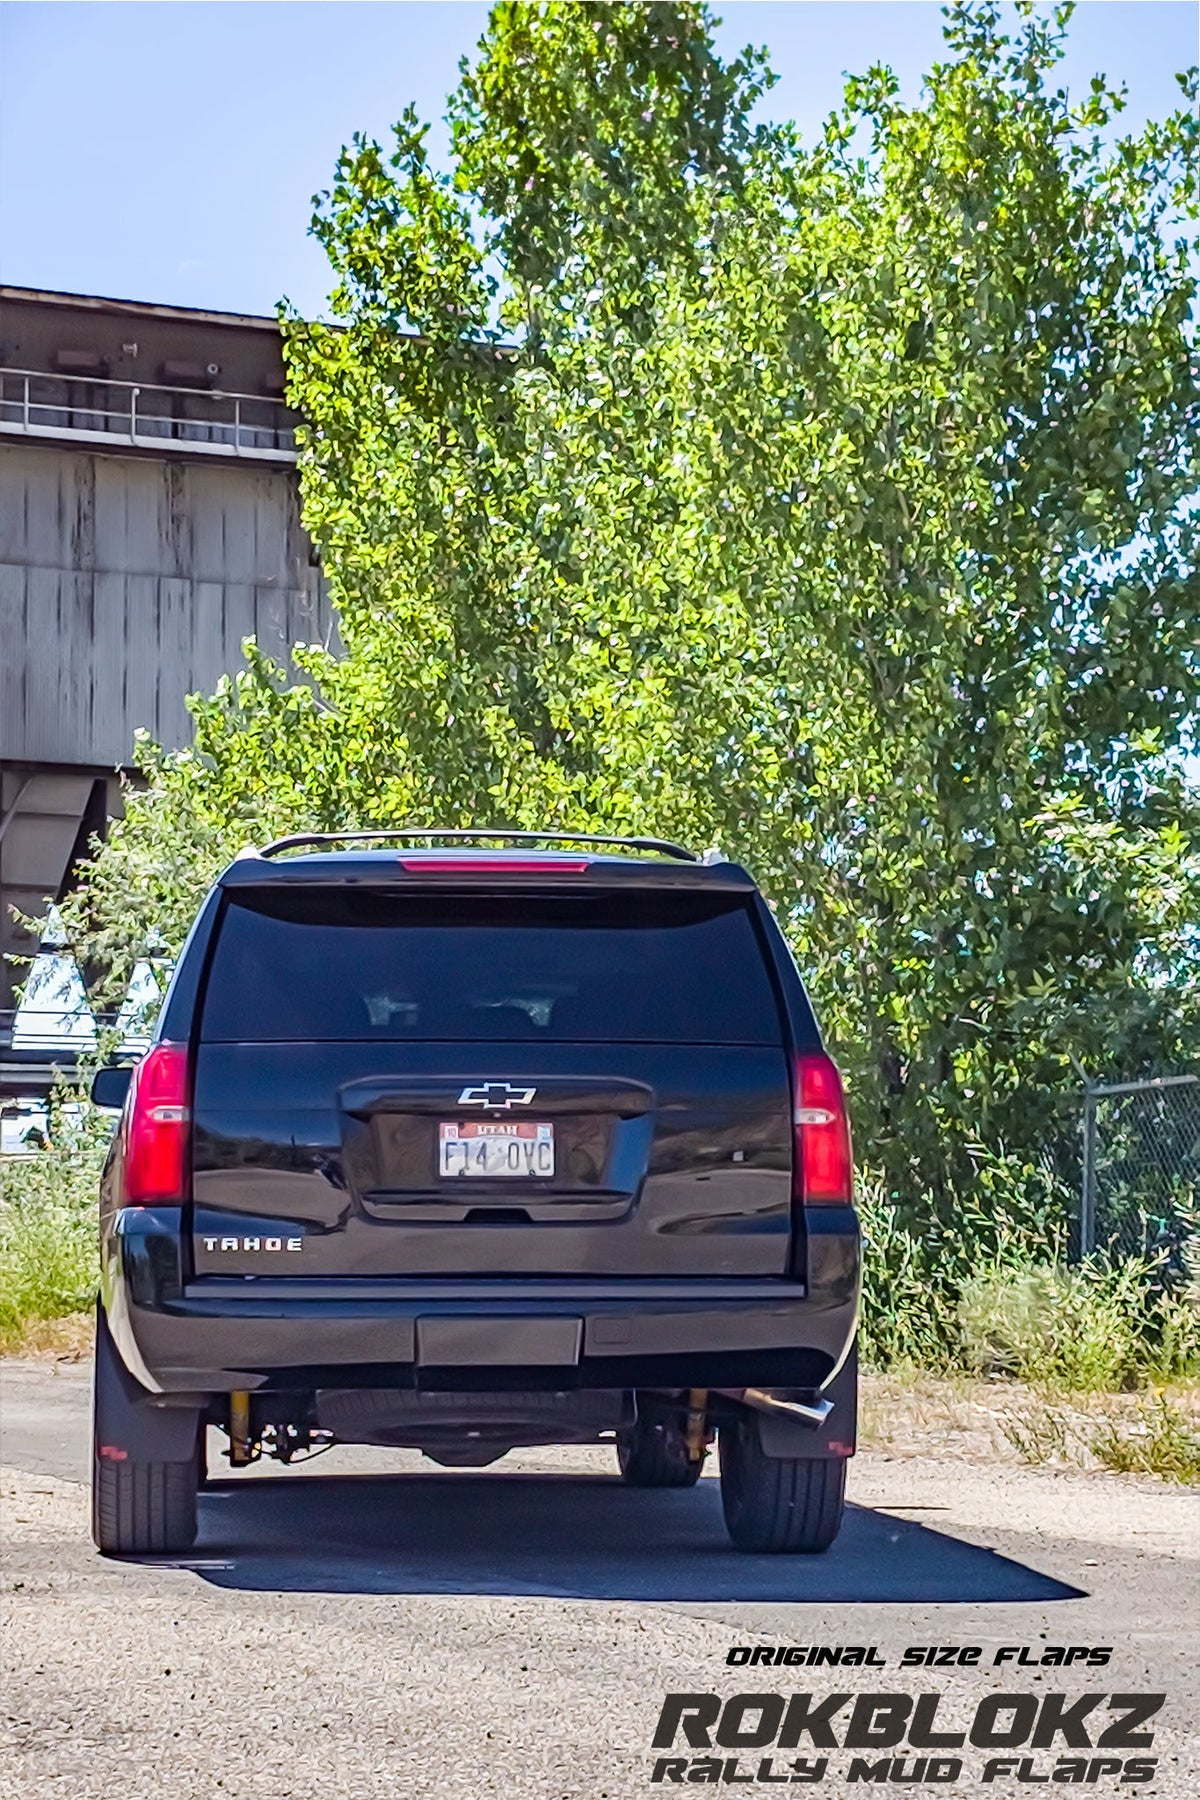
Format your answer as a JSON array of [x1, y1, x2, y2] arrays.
[[0, 286, 333, 1026]]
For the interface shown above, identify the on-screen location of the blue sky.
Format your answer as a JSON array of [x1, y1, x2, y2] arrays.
[[2, 1, 1195, 319]]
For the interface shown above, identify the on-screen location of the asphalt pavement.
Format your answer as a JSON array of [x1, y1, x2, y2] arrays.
[[3, 1356, 1198, 1800]]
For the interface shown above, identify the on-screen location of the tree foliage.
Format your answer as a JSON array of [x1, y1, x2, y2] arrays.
[[58, 0, 1199, 1213]]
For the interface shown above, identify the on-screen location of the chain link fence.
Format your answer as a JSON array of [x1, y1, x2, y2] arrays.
[[1080, 1073, 1200, 1266]]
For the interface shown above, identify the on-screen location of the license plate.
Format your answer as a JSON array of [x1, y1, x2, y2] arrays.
[[439, 1121, 554, 1178]]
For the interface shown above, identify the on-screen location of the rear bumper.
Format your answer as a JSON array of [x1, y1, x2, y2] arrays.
[[102, 1206, 859, 1396]]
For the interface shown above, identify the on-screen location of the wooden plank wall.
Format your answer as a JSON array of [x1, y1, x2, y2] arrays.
[[0, 441, 332, 766]]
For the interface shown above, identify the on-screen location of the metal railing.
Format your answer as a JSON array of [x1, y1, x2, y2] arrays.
[[0, 366, 297, 462], [0, 1006, 149, 1106], [1, 1005, 132, 1049]]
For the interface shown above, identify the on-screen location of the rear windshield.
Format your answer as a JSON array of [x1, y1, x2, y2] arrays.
[[201, 888, 781, 1045]]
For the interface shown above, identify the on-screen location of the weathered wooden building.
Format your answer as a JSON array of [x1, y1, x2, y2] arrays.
[[0, 286, 333, 1015]]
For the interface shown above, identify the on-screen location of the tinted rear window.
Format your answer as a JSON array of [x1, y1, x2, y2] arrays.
[[201, 889, 781, 1044]]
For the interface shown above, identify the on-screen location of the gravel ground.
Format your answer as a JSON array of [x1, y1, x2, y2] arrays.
[[2, 1357, 1198, 1800]]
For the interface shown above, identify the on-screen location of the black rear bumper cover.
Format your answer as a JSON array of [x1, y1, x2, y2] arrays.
[[102, 1206, 859, 1398]]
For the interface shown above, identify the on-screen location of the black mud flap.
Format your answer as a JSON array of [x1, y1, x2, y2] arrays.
[[93, 1305, 203, 1463], [754, 1341, 858, 1459]]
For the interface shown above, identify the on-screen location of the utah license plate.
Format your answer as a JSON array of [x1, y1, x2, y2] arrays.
[[439, 1120, 555, 1178]]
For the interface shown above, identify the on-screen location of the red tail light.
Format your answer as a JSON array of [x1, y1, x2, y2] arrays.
[[397, 858, 588, 874], [123, 1042, 191, 1205], [793, 1052, 853, 1205]]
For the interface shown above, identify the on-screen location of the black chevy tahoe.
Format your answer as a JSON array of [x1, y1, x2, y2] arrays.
[[91, 832, 859, 1556]]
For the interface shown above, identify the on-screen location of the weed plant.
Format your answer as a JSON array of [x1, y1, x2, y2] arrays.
[[857, 1171, 1200, 1390], [0, 1078, 108, 1350]]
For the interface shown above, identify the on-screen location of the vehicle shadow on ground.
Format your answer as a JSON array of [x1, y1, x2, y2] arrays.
[[169, 1471, 1084, 1604]]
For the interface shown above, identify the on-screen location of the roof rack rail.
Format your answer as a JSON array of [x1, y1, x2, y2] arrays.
[[256, 828, 700, 863]]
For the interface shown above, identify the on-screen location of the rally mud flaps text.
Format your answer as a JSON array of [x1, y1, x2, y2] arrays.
[[648, 1691, 1165, 1785]]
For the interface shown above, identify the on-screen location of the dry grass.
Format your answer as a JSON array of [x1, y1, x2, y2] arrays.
[[860, 1370, 1020, 1462], [0, 1311, 95, 1361], [860, 1369, 1200, 1483]]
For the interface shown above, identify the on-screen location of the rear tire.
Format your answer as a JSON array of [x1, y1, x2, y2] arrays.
[[718, 1413, 846, 1553], [91, 1311, 199, 1556], [92, 1455, 199, 1556], [616, 1416, 704, 1488]]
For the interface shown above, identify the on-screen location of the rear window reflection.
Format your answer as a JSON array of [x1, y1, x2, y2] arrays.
[[201, 890, 781, 1045]]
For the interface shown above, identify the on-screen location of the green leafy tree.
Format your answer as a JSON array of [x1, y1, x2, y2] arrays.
[[58, 0, 1198, 1217]]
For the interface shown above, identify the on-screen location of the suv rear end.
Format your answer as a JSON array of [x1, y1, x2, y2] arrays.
[[92, 833, 859, 1556]]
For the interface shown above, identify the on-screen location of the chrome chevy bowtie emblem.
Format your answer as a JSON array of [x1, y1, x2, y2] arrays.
[[458, 1082, 537, 1109]]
